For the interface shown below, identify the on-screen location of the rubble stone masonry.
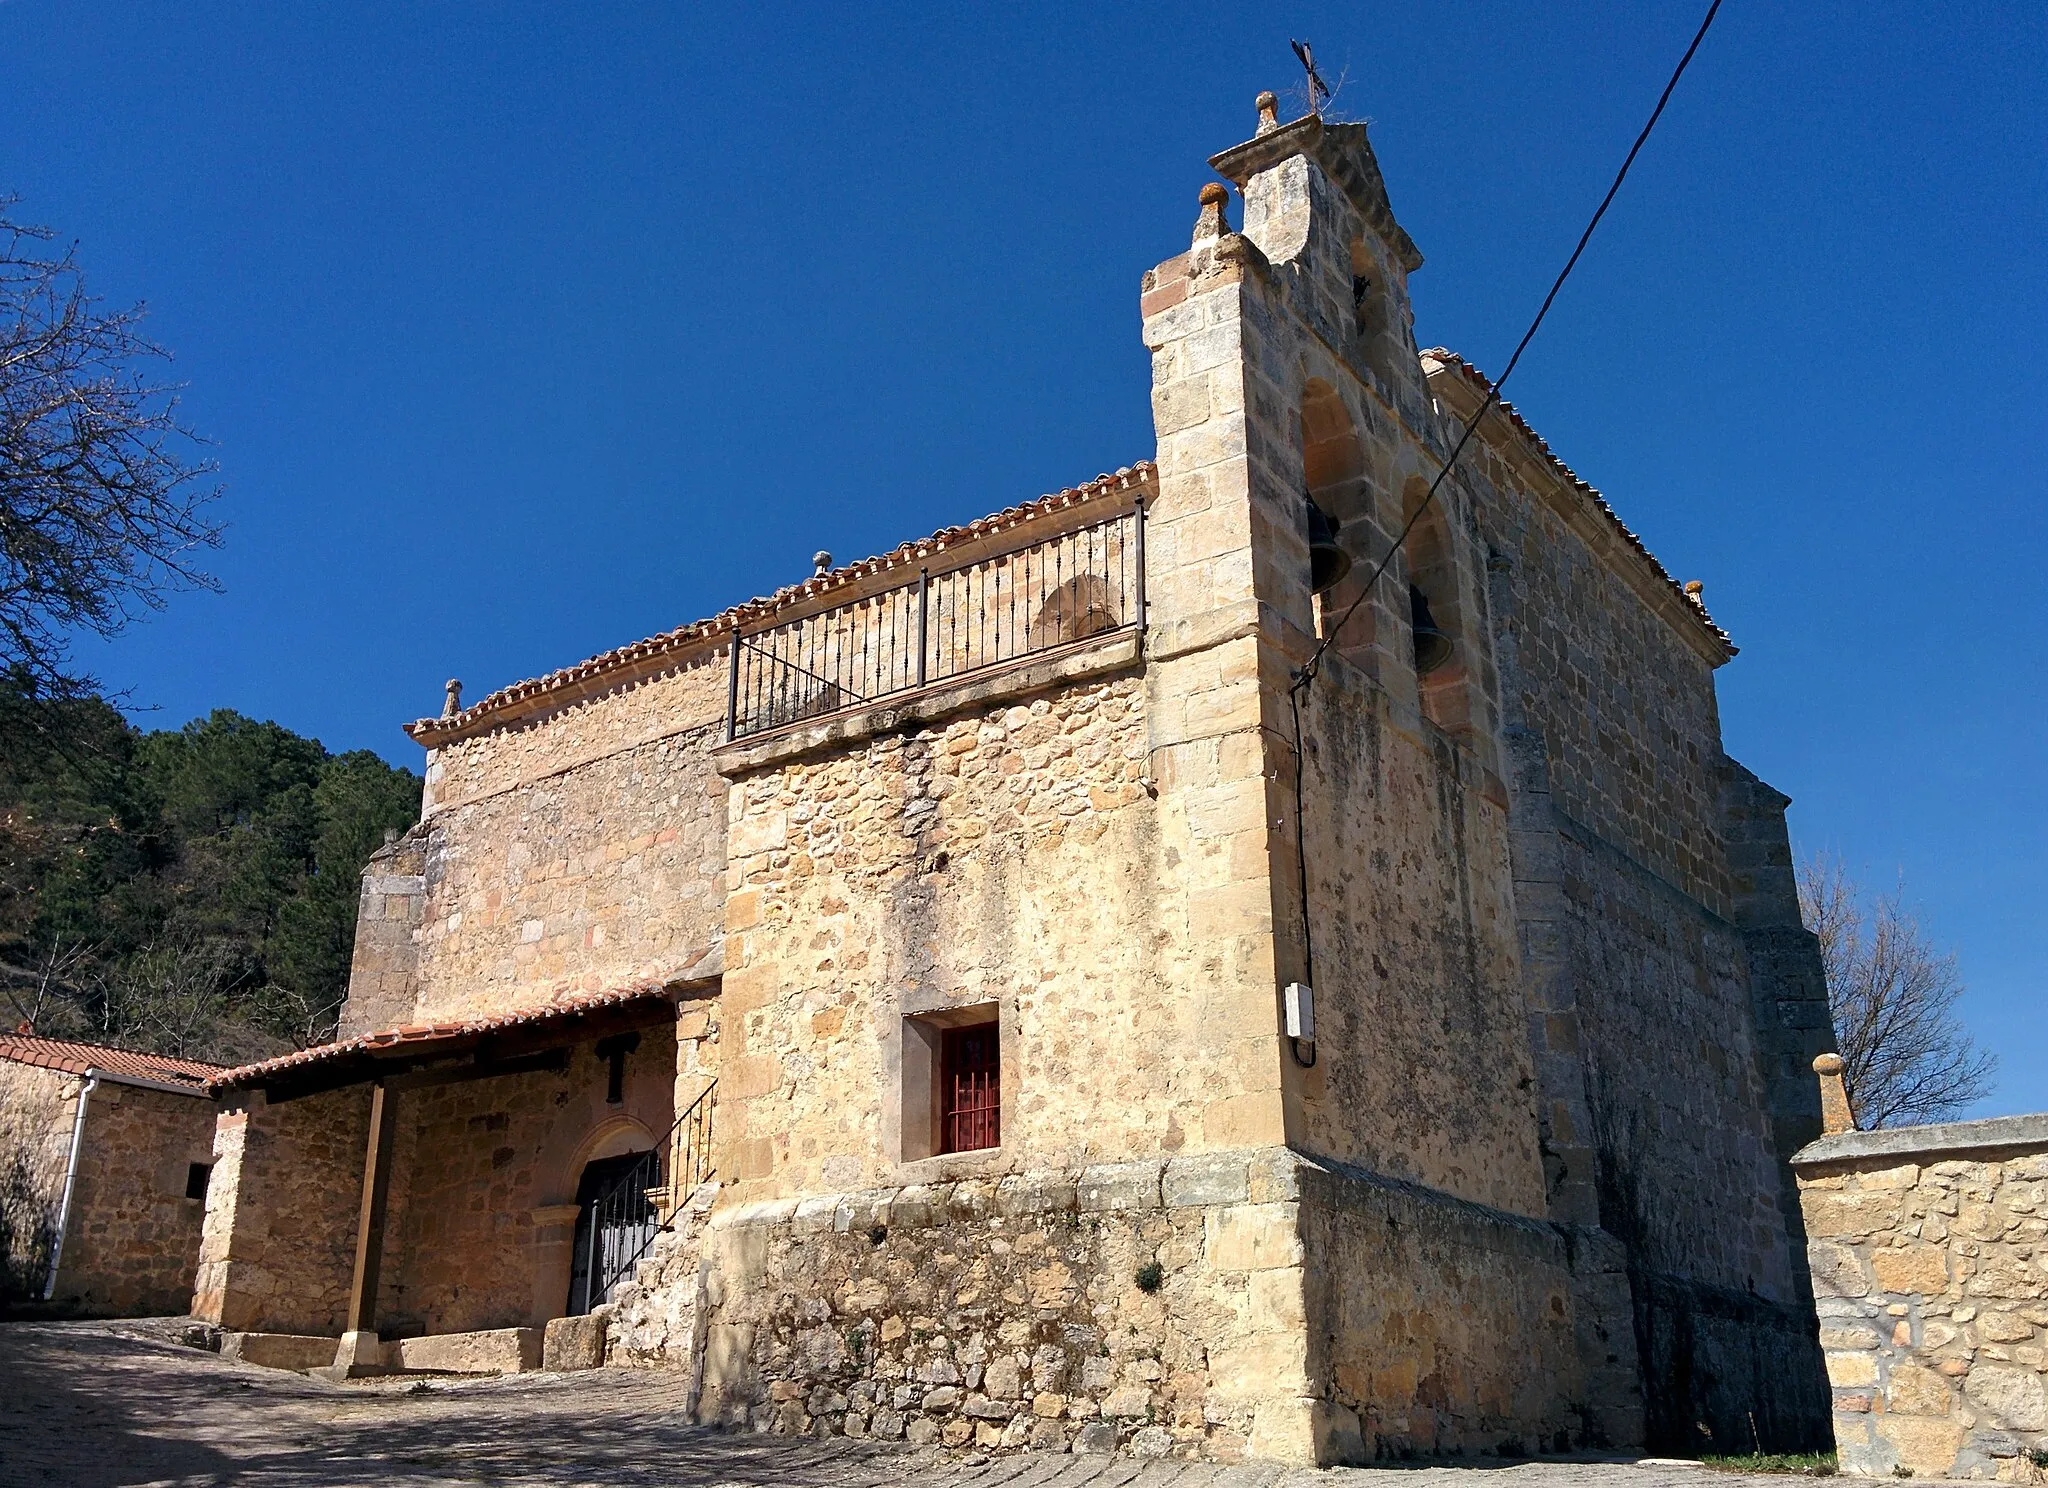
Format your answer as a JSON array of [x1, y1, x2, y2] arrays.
[[0, 1062, 216, 1315], [196, 1085, 370, 1334], [381, 655, 729, 1028], [0, 1060, 69, 1301], [1796, 1115, 2048, 1481]]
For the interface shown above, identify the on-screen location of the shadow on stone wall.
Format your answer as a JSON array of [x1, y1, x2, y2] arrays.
[[0, 1144, 57, 1313], [1630, 1271, 1833, 1456], [1592, 1088, 1831, 1455]]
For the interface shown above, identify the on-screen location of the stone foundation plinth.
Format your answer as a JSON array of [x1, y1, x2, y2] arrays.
[[616, 1147, 1651, 1464]]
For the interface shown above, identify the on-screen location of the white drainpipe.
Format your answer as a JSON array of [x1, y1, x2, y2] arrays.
[[43, 1070, 100, 1301]]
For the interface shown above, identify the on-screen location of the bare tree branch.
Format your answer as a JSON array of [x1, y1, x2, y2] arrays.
[[0, 198, 223, 695], [1799, 853, 1995, 1128]]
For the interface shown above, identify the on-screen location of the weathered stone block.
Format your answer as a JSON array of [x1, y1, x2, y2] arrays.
[[543, 1312, 607, 1372], [1966, 1364, 2048, 1431], [220, 1332, 339, 1373], [1163, 1153, 1249, 1209], [1074, 1421, 1117, 1454], [1872, 1243, 1950, 1295], [1077, 1162, 1162, 1213], [393, 1327, 543, 1374], [1204, 1203, 1301, 1271]]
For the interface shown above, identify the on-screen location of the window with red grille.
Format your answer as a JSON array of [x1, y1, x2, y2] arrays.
[[939, 1023, 1000, 1154]]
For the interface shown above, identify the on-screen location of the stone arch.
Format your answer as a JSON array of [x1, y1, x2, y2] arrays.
[[1350, 235, 1415, 391], [1027, 572, 1123, 650], [1300, 377, 1378, 660], [1301, 377, 1367, 517], [1401, 476, 1476, 737], [537, 1112, 658, 1210]]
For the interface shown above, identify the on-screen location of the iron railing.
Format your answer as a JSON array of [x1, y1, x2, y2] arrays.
[[580, 1078, 716, 1312], [727, 497, 1145, 741]]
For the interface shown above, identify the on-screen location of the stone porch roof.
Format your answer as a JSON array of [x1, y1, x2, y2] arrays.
[[406, 464, 1158, 749], [0, 1032, 222, 1093]]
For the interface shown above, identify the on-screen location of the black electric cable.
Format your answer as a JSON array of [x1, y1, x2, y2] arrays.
[[1298, 0, 1724, 692], [1283, 0, 1725, 1060]]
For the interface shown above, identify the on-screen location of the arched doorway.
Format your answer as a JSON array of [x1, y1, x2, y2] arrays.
[[564, 1147, 659, 1315]]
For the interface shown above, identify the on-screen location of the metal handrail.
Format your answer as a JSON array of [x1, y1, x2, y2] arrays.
[[726, 494, 1146, 742], [584, 1077, 716, 1309]]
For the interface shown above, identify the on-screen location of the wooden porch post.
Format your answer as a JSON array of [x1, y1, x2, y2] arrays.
[[345, 1080, 399, 1335]]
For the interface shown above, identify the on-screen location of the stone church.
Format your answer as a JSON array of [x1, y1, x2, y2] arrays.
[[194, 95, 1835, 1461]]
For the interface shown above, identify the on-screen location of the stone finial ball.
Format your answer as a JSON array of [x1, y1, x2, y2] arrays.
[[1684, 580, 1704, 596], [1814, 1052, 1844, 1075], [1200, 183, 1229, 208], [1256, 90, 1278, 112], [812, 551, 833, 575]]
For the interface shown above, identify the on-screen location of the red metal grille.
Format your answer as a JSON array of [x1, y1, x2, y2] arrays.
[[941, 1025, 1000, 1154]]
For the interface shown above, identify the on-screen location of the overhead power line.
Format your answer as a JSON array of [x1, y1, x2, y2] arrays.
[[1283, 1, 1725, 1060], [1294, 0, 1725, 691]]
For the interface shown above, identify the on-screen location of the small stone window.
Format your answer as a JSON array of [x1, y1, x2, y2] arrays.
[[899, 1004, 1002, 1161], [184, 1162, 212, 1201]]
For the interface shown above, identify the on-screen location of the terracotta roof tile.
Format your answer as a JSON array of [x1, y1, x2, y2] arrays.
[[210, 978, 682, 1091], [407, 463, 1157, 747], [0, 1033, 223, 1090], [1421, 350, 1735, 658]]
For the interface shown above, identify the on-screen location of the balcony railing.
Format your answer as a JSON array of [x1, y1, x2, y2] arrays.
[[726, 497, 1146, 742]]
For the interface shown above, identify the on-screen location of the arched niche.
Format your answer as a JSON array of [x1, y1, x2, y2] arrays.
[[1400, 477, 1476, 738], [1027, 572, 1123, 650], [1300, 378, 1379, 662], [1350, 237, 1410, 390]]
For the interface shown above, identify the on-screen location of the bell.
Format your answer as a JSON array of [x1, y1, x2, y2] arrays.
[[1410, 584, 1454, 674], [1305, 497, 1351, 595]]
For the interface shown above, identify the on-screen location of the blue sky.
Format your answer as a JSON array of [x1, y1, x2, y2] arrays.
[[4, 3, 2040, 1114]]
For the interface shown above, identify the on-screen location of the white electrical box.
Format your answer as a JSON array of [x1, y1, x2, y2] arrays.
[[1283, 982, 1314, 1041]]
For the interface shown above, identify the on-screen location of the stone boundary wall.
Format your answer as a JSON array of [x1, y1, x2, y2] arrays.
[[1794, 1113, 2048, 1481], [619, 1146, 1645, 1465]]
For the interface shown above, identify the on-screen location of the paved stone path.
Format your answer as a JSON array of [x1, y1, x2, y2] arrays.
[[0, 1319, 1835, 1488]]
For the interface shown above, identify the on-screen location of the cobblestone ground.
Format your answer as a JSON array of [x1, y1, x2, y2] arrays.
[[0, 1319, 1818, 1488]]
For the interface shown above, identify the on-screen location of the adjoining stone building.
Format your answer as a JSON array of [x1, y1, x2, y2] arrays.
[[196, 96, 1836, 1461], [1795, 1059, 2048, 1481], [0, 1032, 223, 1316]]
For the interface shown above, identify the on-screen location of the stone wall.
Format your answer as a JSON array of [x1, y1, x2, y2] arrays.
[[378, 1025, 679, 1335], [49, 1082, 217, 1316], [716, 667, 1291, 1198], [0, 1060, 71, 1304], [1285, 651, 1546, 1215], [687, 1151, 1321, 1462], [1795, 1115, 2048, 1480], [353, 654, 729, 1031], [1299, 1156, 1642, 1457], [340, 828, 428, 1038], [1561, 822, 1799, 1300], [616, 1149, 1661, 1465], [195, 1085, 370, 1334], [1453, 406, 1733, 921], [0, 1064, 216, 1316]]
